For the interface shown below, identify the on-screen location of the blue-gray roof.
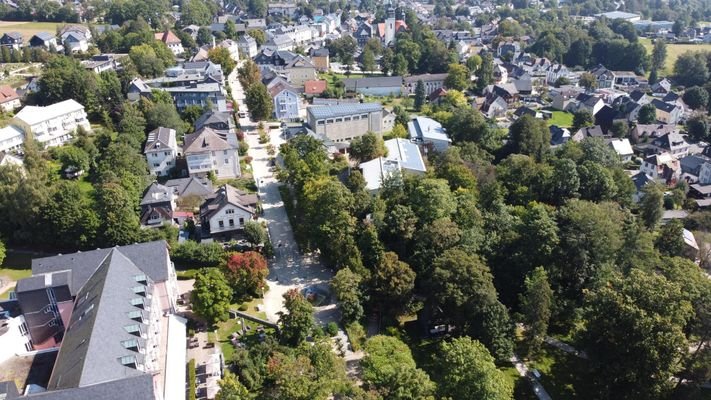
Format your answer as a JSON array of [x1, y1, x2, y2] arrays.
[[28, 375, 154, 400], [31, 241, 171, 296], [307, 103, 382, 120], [32, 32, 54, 41]]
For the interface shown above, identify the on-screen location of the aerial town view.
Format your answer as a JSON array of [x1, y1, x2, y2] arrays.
[[0, 0, 709, 399]]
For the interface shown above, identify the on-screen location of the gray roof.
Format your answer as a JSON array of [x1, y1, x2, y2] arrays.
[[407, 116, 450, 143], [200, 184, 258, 220], [342, 76, 403, 90], [15, 270, 71, 294], [32, 32, 54, 41], [47, 250, 153, 390], [164, 177, 213, 198], [307, 102, 382, 120], [31, 241, 171, 296], [195, 110, 233, 130], [140, 182, 173, 206], [26, 375, 154, 400], [183, 127, 235, 153], [652, 98, 676, 113], [144, 127, 175, 152]]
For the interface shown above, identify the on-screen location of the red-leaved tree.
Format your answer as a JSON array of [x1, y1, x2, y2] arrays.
[[224, 251, 269, 298]]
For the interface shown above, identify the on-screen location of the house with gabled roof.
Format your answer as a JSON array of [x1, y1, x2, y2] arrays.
[[268, 79, 300, 120], [183, 127, 240, 178], [144, 127, 178, 177], [0, 32, 23, 49], [154, 30, 184, 56], [29, 32, 60, 51], [359, 138, 426, 193], [284, 54, 317, 87], [140, 182, 177, 227], [651, 98, 682, 124], [408, 116, 451, 153], [199, 184, 258, 238], [60, 31, 88, 53], [0, 85, 20, 112]]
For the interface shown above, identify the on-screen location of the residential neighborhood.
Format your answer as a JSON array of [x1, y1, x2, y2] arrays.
[[0, 0, 710, 400]]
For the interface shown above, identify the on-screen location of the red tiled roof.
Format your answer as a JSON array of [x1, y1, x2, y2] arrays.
[[376, 20, 408, 37], [0, 85, 18, 103], [304, 80, 327, 94], [155, 30, 181, 44]]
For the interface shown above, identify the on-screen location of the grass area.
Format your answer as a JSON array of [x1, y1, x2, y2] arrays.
[[503, 366, 539, 400], [0, 267, 32, 299], [0, 74, 28, 89], [0, 21, 78, 41], [526, 345, 595, 400], [640, 38, 711, 76], [214, 298, 272, 361], [546, 110, 574, 128], [319, 71, 366, 82]]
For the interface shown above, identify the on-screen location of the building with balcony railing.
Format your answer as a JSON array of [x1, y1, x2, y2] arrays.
[[12, 99, 90, 148]]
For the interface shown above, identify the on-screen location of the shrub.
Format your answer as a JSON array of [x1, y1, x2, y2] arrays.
[[171, 240, 226, 269], [345, 322, 366, 352], [188, 359, 196, 400], [238, 303, 248, 311], [325, 322, 339, 336]]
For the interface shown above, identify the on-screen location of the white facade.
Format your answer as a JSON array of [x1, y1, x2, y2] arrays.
[[219, 39, 240, 62], [13, 100, 90, 148], [61, 32, 89, 53], [0, 125, 24, 153], [144, 127, 179, 177], [0, 315, 33, 363], [0, 97, 21, 113], [208, 203, 253, 235]]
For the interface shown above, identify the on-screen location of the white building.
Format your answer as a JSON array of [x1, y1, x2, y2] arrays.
[[12, 99, 90, 148], [407, 116, 452, 153], [219, 39, 240, 62], [183, 127, 240, 179], [60, 31, 89, 53], [359, 138, 427, 192], [144, 127, 179, 177], [0, 125, 24, 153], [200, 184, 258, 237], [609, 138, 634, 162]]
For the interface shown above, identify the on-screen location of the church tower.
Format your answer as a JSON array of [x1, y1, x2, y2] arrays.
[[384, 0, 396, 45]]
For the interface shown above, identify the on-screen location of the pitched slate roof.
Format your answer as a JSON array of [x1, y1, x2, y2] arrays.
[[14, 99, 84, 126], [194, 110, 233, 130], [652, 98, 676, 113], [164, 177, 213, 198], [31, 32, 54, 41], [140, 182, 173, 206], [200, 184, 257, 220], [144, 127, 175, 153], [31, 241, 171, 295], [342, 76, 402, 90], [47, 250, 154, 390], [183, 127, 236, 153], [29, 375, 155, 400]]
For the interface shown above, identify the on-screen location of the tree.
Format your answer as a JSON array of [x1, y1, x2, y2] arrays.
[[332, 267, 364, 323], [437, 337, 514, 400], [224, 251, 269, 298], [361, 335, 435, 400], [414, 80, 425, 111], [674, 51, 709, 87], [683, 86, 709, 110], [444, 63, 469, 91], [372, 252, 415, 315], [408, 178, 457, 225], [55, 146, 90, 173], [129, 43, 172, 77], [247, 0, 267, 17], [38, 56, 98, 116], [245, 83, 273, 120], [192, 267, 233, 325], [279, 289, 314, 345], [144, 102, 187, 137], [579, 72, 597, 90], [652, 39, 667, 71], [223, 20, 238, 40], [655, 219, 685, 257], [475, 52, 493, 92], [41, 180, 99, 249], [520, 267, 553, 357], [247, 29, 266, 46], [508, 114, 550, 161], [95, 182, 140, 246], [686, 113, 709, 141], [431, 248, 499, 335], [638, 103, 657, 124], [215, 371, 250, 400], [640, 183, 664, 230], [208, 47, 236, 75], [0, 238, 5, 266], [610, 120, 628, 138], [196, 27, 213, 46], [243, 220, 267, 246], [583, 269, 692, 400], [349, 132, 387, 162], [180, 0, 212, 26], [361, 47, 376, 74], [393, 53, 408, 77], [572, 109, 593, 131], [237, 59, 261, 91], [577, 161, 617, 202]]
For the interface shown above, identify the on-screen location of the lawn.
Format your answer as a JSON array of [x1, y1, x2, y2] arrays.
[[0, 21, 79, 41], [640, 38, 711, 76], [526, 346, 595, 400], [546, 110, 574, 128], [0, 267, 32, 299], [214, 298, 272, 362]]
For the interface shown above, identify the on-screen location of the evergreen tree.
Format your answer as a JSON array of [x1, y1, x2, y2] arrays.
[[520, 267, 553, 357], [414, 79, 425, 111]]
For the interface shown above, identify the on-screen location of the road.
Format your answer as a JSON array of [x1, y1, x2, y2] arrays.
[[227, 68, 360, 363]]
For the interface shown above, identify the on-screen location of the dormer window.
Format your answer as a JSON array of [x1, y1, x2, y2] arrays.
[[121, 339, 141, 352], [127, 310, 144, 323], [133, 286, 147, 296], [124, 324, 142, 336], [131, 297, 146, 309], [119, 355, 137, 368]]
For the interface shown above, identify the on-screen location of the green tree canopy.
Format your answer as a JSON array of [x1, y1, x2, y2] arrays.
[[278, 289, 315, 345], [192, 267, 233, 325]]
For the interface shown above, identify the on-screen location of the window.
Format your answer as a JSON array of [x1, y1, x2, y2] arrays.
[[127, 310, 144, 322], [134, 274, 147, 284], [153, 163, 159, 167], [19, 322, 28, 336], [164, 151, 170, 156], [225, 209, 234, 214], [131, 298, 146, 309], [229, 219, 234, 226], [132, 286, 147, 296], [239, 218, 245, 226], [223, 150, 228, 155], [218, 220, 224, 228], [122, 339, 140, 351], [124, 324, 141, 335], [224, 158, 229, 164], [119, 355, 137, 367]]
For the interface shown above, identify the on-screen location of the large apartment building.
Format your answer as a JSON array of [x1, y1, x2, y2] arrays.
[[8, 99, 90, 149]]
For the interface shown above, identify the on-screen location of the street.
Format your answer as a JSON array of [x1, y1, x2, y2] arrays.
[[228, 67, 358, 361]]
